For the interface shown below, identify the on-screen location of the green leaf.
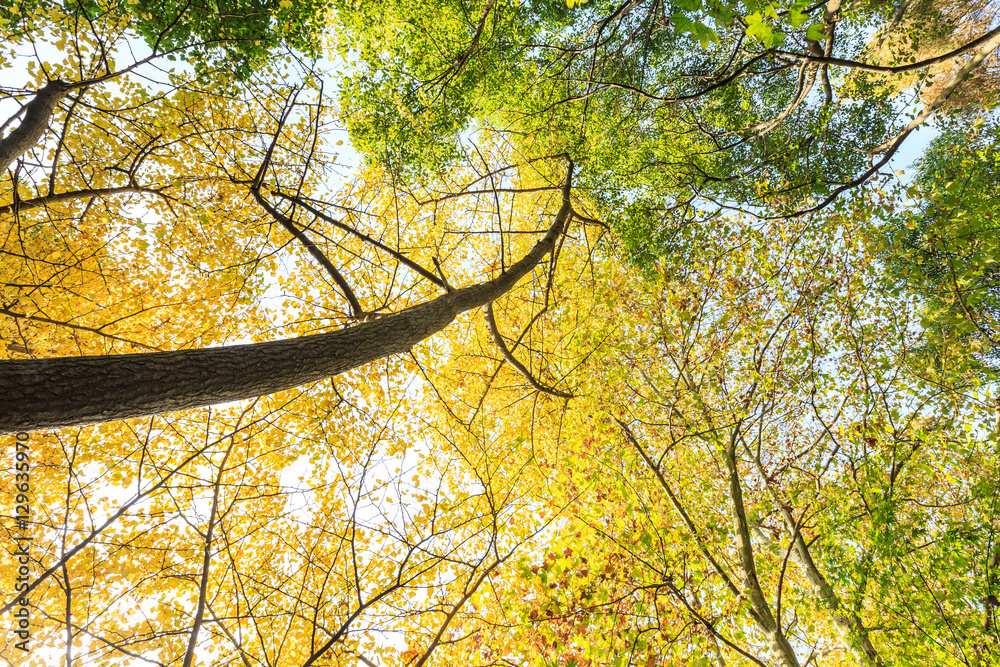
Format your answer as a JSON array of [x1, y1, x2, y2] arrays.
[[745, 12, 771, 44], [787, 6, 808, 27], [806, 23, 826, 42]]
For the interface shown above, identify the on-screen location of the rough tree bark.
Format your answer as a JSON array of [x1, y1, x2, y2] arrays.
[[0, 165, 573, 433], [0, 80, 71, 173]]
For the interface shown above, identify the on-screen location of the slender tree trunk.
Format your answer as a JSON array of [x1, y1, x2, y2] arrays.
[[0, 167, 573, 433], [723, 438, 802, 667], [747, 452, 884, 665], [0, 80, 71, 173]]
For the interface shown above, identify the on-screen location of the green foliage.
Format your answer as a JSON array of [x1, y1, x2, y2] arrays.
[[125, 0, 330, 78], [332, 0, 908, 262], [0, 0, 329, 78], [886, 112, 1000, 371]]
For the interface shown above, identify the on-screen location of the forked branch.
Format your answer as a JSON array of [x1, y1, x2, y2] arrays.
[[0, 162, 575, 433], [484, 301, 573, 399]]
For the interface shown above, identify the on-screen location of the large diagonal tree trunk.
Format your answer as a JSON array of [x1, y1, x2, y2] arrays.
[[0, 79, 71, 173], [0, 167, 573, 434]]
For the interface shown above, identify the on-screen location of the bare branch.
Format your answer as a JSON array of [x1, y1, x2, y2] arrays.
[[272, 190, 448, 291], [484, 301, 573, 399], [252, 190, 364, 318], [182, 434, 238, 667], [776, 26, 1000, 75]]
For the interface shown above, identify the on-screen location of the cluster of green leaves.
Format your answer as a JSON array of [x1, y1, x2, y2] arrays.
[[126, 0, 331, 78], [0, 0, 329, 78], [885, 112, 1000, 373], [332, 0, 917, 260]]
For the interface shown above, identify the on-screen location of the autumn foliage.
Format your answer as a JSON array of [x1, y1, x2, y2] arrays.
[[3, 1, 1000, 666]]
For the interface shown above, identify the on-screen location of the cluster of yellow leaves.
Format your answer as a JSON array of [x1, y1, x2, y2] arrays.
[[413, 202, 1000, 666], [2, 8, 998, 666], [0, 21, 590, 662]]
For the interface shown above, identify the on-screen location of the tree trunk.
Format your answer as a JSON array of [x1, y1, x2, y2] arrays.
[[748, 453, 884, 666], [0, 80, 71, 173], [0, 167, 573, 433], [724, 439, 802, 667]]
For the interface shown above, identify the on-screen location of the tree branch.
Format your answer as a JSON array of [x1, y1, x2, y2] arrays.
[[0, 163, 574, 433], [869, 30, 1000, 154], [0, 80, 72, 173], [252, 189, 364, 318], [272, 190, 448, 291], [747, 445, 884, 666], [0, 307, 162, 352], [483, 301, 573, 398], [182, 435, 236, 667], [0, 186, 167, 216], [722, 430, 802, 667], [775, 26, 1000, 75], [616, 418, 742, 598]]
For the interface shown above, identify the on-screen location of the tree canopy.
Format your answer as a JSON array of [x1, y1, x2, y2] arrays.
[[3, 1, 1000, 666]]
